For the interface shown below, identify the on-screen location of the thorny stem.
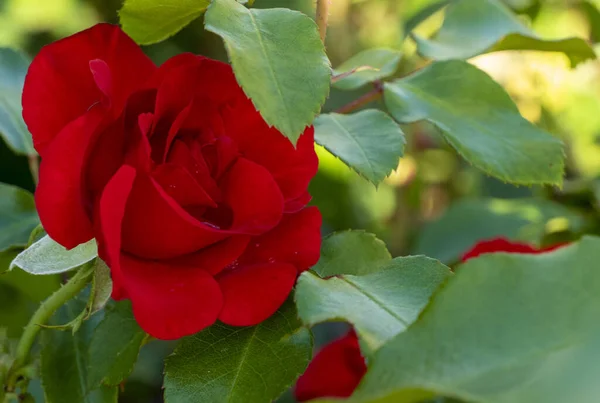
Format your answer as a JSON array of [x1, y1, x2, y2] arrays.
[[334, 82, 384, 114], [5, 267, 93, 392], [316, 0, 330, 44]]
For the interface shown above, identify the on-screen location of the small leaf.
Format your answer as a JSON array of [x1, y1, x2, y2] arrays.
[[384, 60, 564, 186], [0, 183, 39, 253], [204, 0, 331, 144], [10, 236, 98, 275], [414, 198, 586, 264], [349, 237, 600, 403], [295, 256, 451, 351], [333, 48, 402, 90], [413, 0, 596, 67], [119, 0, 211, 45], [87, 301, 146, 388], [403, 0, 451, 34], [41, 297, 118, 403], [315, 110, 405, 185], [312, 230, 391, 277], [88, 259, 112, 317], [0, 48, 35, 155], [164, 299, 311, 403]]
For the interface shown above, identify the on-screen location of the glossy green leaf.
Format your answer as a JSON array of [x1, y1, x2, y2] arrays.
[[315, 110, 405, 185], [384, 60, 564, 186], [414, 198, 586, 264], [333, 48, 402, 90], [10, 236, 97, 275], [205, 0, 331, 144], [296, 256, 451, 351], [87, 301, 146, 388], [312, 230, 391, 277], [41, 298, 118, 403], [164, 300, 311, 403], [119, 0, 211, 45], [413, 0, 596, 67], [0, 48, 34, 155], [0, 183, 38, 252], [344, 237, 600, 403]]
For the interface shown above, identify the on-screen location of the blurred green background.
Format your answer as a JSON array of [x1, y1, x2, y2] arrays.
[[2, 0, 600, 401]]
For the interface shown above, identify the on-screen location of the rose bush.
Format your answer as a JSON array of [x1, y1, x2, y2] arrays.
[[22, 23, 321, 340]]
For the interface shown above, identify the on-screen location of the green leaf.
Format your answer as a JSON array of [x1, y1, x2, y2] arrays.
[[315, 110, 405, 185], [10, 236, 97, 275], [88, 259, 112, 317], [413, 0, 596, 67], [384, 60, 564, 186], [164, 299, 311, 403], [87, 301, 146, 388], [295, 256, 451, 351], [333, 48, 402, 90], [41, 298, 118, 403], [403, 0, 451, 35], [0, 48, 34, 155], [312, 230, 391, 277], [0, 183, 39, 253], [346, 237, 600, 403], [204, 0, 331, 144], [119, 0, 211, 45], [414, 198, 586, 264]]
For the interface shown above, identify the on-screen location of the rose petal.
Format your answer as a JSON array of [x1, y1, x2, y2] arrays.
[[167, 140, 220, 201], [168, 235, 250, 276], [118, 254, 223, 340], [23, 23, 155, 154], [217, 262, 296, 326], [224, 99, 318, 202], [294, 330, 367, 401], [221, 157, 284, 234], [239, 207, 322, 272], [284, 191, 312, 213], [35, 107, 104, 249], [120, 173, 228, 259], [152, 163, 216, 208]]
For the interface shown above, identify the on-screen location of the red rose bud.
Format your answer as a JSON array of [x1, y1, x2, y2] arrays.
[[23, 23, 321, 340], [461, 237, 568, 262], [295, 330, 367, 401]]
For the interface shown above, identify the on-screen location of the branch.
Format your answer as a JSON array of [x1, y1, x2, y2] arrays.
[[316, 0, 330, 44], [334, 82, 383, 114]]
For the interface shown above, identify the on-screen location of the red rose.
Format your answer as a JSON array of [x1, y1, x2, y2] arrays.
[[22, 23, 321, 340], [294, 329, 367, 401], [461, 237, 568, 262]]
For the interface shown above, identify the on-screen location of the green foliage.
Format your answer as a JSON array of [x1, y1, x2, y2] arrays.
[[384, 60, 565, 186], [87, 301, 146, 388], [0, 49, 34, 155], [312, 230, 391, 277], [10, 236, 97, 275], [414, 198, 586, 263], [119, 0, 211, 45], [413, 0, 596, 67], [88, 259, 112, 317], [41, 298, 118, 403], [164, 300, 311, 403], [315, 110, 405, 185], [333, 48, 402, 90], [0, 183, 38, 253], [295, 256, 451, 351], [339, 237, 600, 403], [204, 0, 331, 144]]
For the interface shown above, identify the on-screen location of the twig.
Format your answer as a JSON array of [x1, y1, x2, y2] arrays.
[[27, 154, 39, 187], [316, 0, 331, 44], [334, 83, 384, 114]]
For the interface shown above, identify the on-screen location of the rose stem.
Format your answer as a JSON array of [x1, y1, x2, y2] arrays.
[[5, 266, 94, 392], [27, 154, 39, 187], [334, 81, 384, 114], [316, 0, 331, 44]]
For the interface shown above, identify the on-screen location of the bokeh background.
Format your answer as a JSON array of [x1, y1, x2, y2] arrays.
[[2, 0, 600, 401]]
